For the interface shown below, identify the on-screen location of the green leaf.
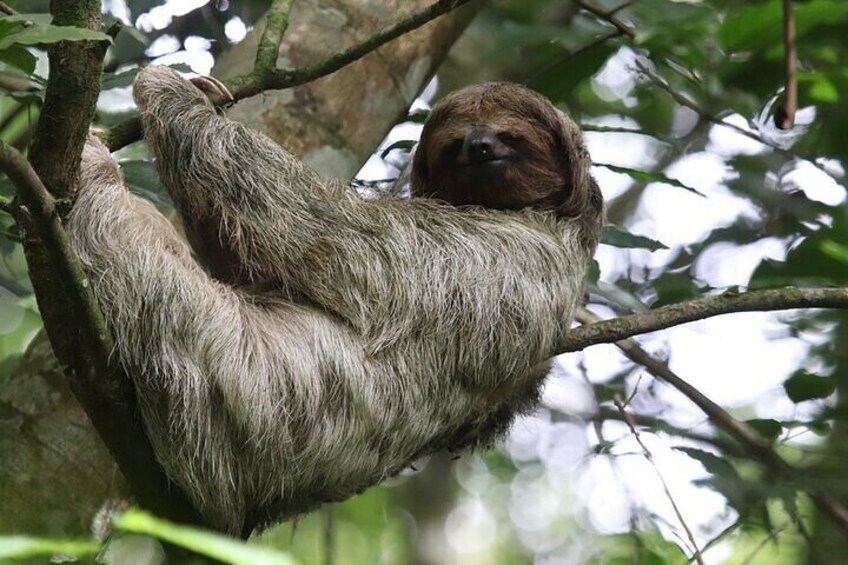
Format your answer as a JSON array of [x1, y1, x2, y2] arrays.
[[601, 225, 667, 251], [820, 239, 848, 264], [114, 509, 298, 565], [745, 419, 782, 442], [111, 25, 149, 65], [597, 163, 704, 196], [0, 45, 36, 75], [0, 14, 54, 27], [675, 446, 739, 479], [784, 371, 836, 403], [0, 536, 99, 560], [0, 25, 111, 50]]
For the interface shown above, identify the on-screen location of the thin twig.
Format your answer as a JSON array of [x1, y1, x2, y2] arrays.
[[574, 0, 635, 38], [323, 506, 335, 565], [562, 287, 848, 353], [254, 0, 295, 70], [614, 394, 705, 564], [0, 1, 15, 16], [593, 408, 745, 457], [776, 0, 797, 129], [608, 0, 636, 17]]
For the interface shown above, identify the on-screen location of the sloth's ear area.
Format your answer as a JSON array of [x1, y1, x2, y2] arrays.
[[548, 111, 599, 223]]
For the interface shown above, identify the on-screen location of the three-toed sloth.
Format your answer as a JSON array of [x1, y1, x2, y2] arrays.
[[67, 66, 603, 534]]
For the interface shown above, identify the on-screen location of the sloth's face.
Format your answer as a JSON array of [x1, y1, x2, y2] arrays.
[[411, 82, 572, 213]]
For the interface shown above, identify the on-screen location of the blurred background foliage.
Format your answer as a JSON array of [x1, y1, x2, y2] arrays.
[[1, 0, 848, 563]]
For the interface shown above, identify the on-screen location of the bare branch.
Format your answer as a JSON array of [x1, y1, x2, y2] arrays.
[[562, 287, 848, 353], [776, 0, 797, 129], [28, 0, 107, 198]]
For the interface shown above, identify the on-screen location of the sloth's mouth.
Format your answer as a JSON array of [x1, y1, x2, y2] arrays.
[[462, 156, 508, 167]]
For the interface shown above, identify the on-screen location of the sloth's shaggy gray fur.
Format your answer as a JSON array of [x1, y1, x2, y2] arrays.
[[67, 66, 602, 534]]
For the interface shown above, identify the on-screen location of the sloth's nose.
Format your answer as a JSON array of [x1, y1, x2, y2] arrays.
[[463, 130, 499, 163]]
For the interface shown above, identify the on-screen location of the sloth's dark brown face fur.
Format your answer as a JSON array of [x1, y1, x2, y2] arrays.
[[411, 83, 591, 217]]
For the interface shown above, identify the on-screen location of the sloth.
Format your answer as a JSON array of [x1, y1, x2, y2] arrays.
[[67, 66, 603, 535]]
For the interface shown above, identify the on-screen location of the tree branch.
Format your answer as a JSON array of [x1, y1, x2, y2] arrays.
[[776, 0, 797, 129], [15, 0, 204, 528], [563, 287, 848, 353], [254, 0, 295, 70], [233, 0, 476, 98], [106, 0, 477, 149], [573, 0, 635, 38], [28, 0, 105, 198], [574, 306, 848, 539]]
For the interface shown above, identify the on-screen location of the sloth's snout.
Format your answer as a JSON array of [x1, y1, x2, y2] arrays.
[[462, 129, 506, 165]]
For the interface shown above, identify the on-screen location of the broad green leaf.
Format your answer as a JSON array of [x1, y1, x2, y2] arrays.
[[0, 14, 53, 27], [745, 418, 782, 442], [597, 163, 704, 196], [0, 25, 110, 50], [111, 24, 148, 64], [114, 509, 298, 565], [0, 45, 36, 75], [0, 535, 98, 560], [784, 371, 836, 403], [601, 225, 668, 251], [675, 446, 739, 479], [820, 239, 848, 264]]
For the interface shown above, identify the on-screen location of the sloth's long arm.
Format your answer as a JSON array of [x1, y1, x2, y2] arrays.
[[132, 66, 587, 357]]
